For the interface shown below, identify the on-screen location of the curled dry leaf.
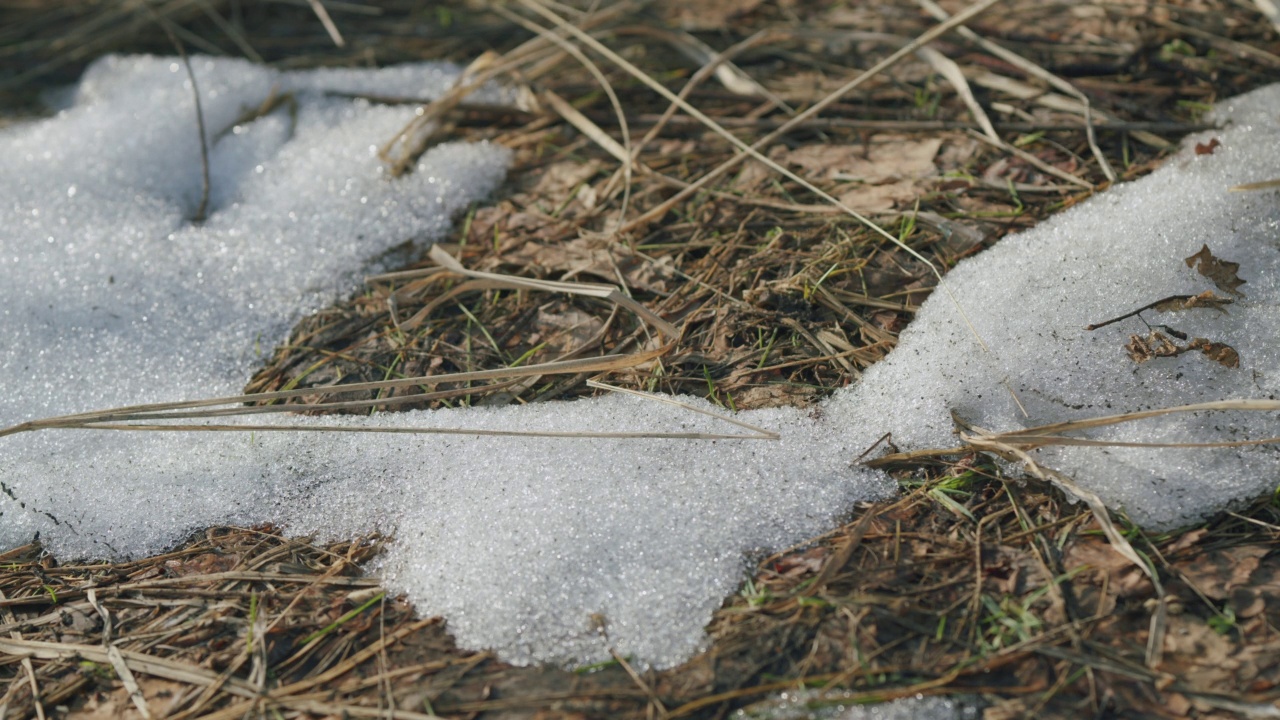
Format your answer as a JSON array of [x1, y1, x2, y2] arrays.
[[1131, 330, 1239, 363], [1185, 244, 1247, 296], [1152, 290, 1233, 314], [1125, 331, 1241, 368], [1126, 331, 1181, 363], [1187, 337, 1241, 368]]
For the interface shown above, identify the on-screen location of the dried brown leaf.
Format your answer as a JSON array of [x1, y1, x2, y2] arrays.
[[1157, 615, 1267, 693], [1185, 244, 1246, 296], [781, 137, 942, 183], [733, 384, 820, 410], [1152, 290, 1233, 314], [1125, 331, 1180, 363], [1063, 535, 1154, 598], [1124, 331, 1240, 368], [1174, 545, 1268, 600], [653, 0, 763, 30], [1164, 528, 1209, 555], [1187, 337, 1241, 368]]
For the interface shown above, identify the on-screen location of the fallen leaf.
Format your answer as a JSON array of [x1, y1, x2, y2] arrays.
[[1063, 535, 1154, 598], [1174, 545, 1268, 600], [1126, 331, 1180, 363], [836, 180, 923, 213], [530, 159, 602, 208], [1185, 244, 1246, 296], [1163, 692, 1193, 717], [1164, 528, 1209, 555], [1187, 337, 1241, 368], [782, 137, 942, 184], [1231, 587, 1266, 618], [1195, 138, 1221, 155], [732, 158, 774, 192], [733, 384, 820, 409], [533, 305, 604, 352], [1152, 290, 1233, 314], [1124, 331, 1240, 368], [773, 546, 828, 577], [500, 236, 677, 294], [653, 0, 763, 30]]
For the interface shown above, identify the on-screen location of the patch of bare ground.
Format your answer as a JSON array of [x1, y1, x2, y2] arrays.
[[4, 0, 1280, 717]]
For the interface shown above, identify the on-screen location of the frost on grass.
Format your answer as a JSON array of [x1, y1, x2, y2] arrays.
[[2, 56, 1280, 670]]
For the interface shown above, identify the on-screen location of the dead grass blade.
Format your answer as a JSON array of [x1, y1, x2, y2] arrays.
[[379, 1, 638, 176], [617, 25, 793, 110], [970, 71, 1170, 150], [0, 350, 660, 434], [627, 28, 782, 165], [378, 50, 497, 176], [0, 241, 714, 440], [427, 244, 679, 340], [915, 46, 998, 142], [542, 88, 630, 166], [616, 0, 1004, 235], [982, 398, 1280, 444], [106, 644, 152, 719], [1153, 16, 1280, 67], [1256, 0, 1280, 32], [516, 0, 1003, 357], [914, 41, 1093, 188], [306, 0, 344, 47], [914, 0, 1118, 182], [1231, 178, 1280, 192], [0, 589, 46, 720], [484, 2, 637, 228], [960, 432, 1168, 668], [967, 129, 1094, 189]]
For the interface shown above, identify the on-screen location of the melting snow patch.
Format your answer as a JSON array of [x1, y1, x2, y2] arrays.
[[732, 691, 983, 720], [2, 56, 1280, 669]]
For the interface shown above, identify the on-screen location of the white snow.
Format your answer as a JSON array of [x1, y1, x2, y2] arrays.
[[733, 691, 982, 720], [2, 55, 1280, 669]]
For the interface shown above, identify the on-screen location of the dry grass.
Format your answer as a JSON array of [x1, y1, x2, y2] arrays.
[[4, 0, 1280, 717]]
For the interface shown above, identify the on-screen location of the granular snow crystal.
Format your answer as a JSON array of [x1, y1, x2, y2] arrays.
[[2, 56, 1280, 669]]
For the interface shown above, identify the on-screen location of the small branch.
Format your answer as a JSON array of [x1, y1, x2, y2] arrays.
[[1084, 295, 1194, 330]]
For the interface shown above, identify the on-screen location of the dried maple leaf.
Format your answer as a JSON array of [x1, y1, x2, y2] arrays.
[[1195, 138, 1221, 155], [1185, 244, 1246, 296], [1152, 290, 1233, 314], [1188, 337, 1241, 368]]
